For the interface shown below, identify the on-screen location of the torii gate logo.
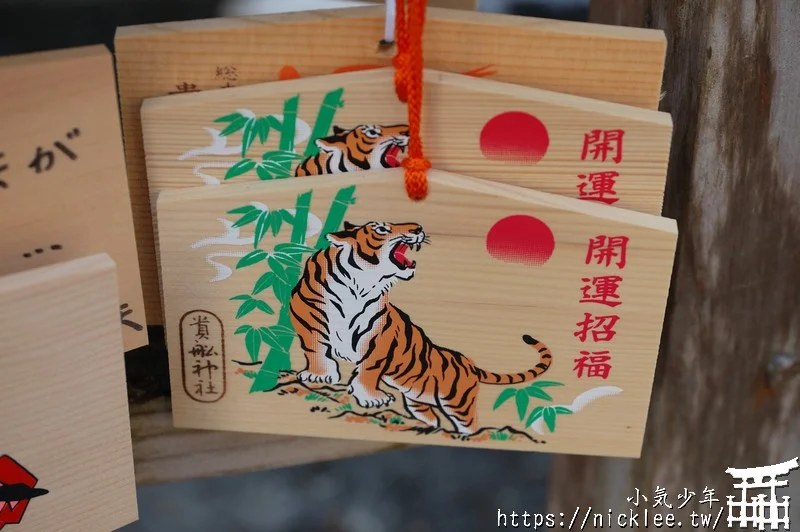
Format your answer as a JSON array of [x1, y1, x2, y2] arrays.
[[726, 457, 799, 530]]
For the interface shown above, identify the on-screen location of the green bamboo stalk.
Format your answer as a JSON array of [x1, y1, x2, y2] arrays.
[[249, 185, 357, 393], [290, 191, 312, 246], [303, 88, 345, 158], [314, 185, 356, 250], [278, 96, 299, 174]]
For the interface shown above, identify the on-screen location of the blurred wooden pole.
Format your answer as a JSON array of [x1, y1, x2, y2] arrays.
[[549, 0, 800, 525]]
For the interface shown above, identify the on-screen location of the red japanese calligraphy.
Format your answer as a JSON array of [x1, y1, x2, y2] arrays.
[[579, 276, 623, 307], [577, 171, 620, 205], [573, 350, 612, 379], [574, 312, 620, 342], [581, 129, 625, 164], [586, 235, 629, 269]]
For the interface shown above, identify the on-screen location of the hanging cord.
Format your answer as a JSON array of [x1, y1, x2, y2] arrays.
[[393, 0, 430, 201]]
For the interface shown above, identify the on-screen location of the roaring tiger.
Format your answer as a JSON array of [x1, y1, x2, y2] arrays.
[[289, 221, 554, 436], [294, 124, 409, 177]]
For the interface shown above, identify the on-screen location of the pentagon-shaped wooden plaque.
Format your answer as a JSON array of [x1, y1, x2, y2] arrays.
[[155, 169, 677, 457]]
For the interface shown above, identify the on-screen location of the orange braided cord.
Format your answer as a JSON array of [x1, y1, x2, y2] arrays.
[[395, 0, 430, 201]]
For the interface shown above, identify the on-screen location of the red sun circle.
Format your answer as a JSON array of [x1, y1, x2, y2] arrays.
[[479, 111, 550, 165], [486, 215, 555, 266]]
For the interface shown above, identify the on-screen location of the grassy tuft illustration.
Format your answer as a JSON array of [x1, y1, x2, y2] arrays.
[[493, 380, 572, 433]]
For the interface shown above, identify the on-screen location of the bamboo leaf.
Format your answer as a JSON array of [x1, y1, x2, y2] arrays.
[[529, 381, 564, 388], [234, 324, 253, 334], [515, 391, 530, 421], [214, 112, 243, 123], [231, 208, 261, 228], [254, 211, 271, 247], [225, 159, 257, 180], [230, 294, 251, 301], [258, 326, 285, 351], [493, 388, 517, 410], [235, 298, 258, 319], [286, 265, 302, 281], [273, 279, 290, 303], [543, 407, 557, 432], [261, 150, 304, 163], [274, 243, 315, 254], [255, 164, 273, 181], [241, 118, 257, 157], [219, 116, 248, 136], [280, 210, 294, 223], [256, 117, 270, 143], [252, 272, 276, 295], [267, 256, 289, 284], [269, 211, 284, 236], [524, 406, 545, 428], [267, 115, 283, 129], [255, 300, 275, 315], [261, 159, 294, 178], [236, 249, 268, 269], [554, 406, 573, 415], [271, 324, 296, 339], [227, 205, 257, 215], [245, 328, 262, 362], [271, 251, 301, 270], [525, 386, 554, 402]]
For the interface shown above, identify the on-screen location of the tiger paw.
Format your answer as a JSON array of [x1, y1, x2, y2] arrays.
[[348, 383, 395, 409], [297, 369, 340, 385]]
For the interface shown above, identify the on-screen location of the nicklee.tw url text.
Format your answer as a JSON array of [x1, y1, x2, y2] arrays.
[[497, 506, 726, 529]]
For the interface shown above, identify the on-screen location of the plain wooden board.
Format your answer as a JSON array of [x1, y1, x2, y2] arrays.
[[550, 0, 800, 525], [115, 5, 667, 323], [140, 67, 672, 322], [0, 45, 148, 352], [155, 168, 677, 458], [0, 254, 138, 531]]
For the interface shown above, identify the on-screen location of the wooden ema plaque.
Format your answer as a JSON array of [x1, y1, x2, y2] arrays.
[[116, 6, 667, 323], [0, 45, 147, 352], [155, 169, 677, 457], [0, 254, 138, 531], [141, 68, 672, 321]]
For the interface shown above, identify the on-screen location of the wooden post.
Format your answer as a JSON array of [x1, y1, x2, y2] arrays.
[[549, 0, 800, 525]]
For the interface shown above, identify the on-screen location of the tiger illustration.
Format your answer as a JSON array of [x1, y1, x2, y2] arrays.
[[294, 124, 409, 177], [289, 221, 554, 435]]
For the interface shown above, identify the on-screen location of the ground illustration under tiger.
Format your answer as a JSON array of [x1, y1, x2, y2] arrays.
[[234, 366, 546, 445]]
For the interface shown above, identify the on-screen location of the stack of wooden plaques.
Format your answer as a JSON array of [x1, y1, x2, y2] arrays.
[[0, 46, 140, 530], [119, 5, 677, 459]]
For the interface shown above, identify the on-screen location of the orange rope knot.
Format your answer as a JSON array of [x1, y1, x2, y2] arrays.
[[393, 0, 430, 201]]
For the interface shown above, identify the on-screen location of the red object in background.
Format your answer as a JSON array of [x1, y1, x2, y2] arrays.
[[479, 111, 550, 164], [0, 455, 48, 530], [486, 214, 556, 266]]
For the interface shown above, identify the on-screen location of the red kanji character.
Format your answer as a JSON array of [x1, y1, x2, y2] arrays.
[[169, 82, 201, 94], [579, 276, 623, 307], [574, 312, 620, 342], [577, 171, 620, 205], [581, 129, 625, 163], [586, 235, 629, 269], [573, 350, 612, 379]]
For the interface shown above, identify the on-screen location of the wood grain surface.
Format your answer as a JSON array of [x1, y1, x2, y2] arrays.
[[0, 45, 147, 351], [0, 254, 138, 530]]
